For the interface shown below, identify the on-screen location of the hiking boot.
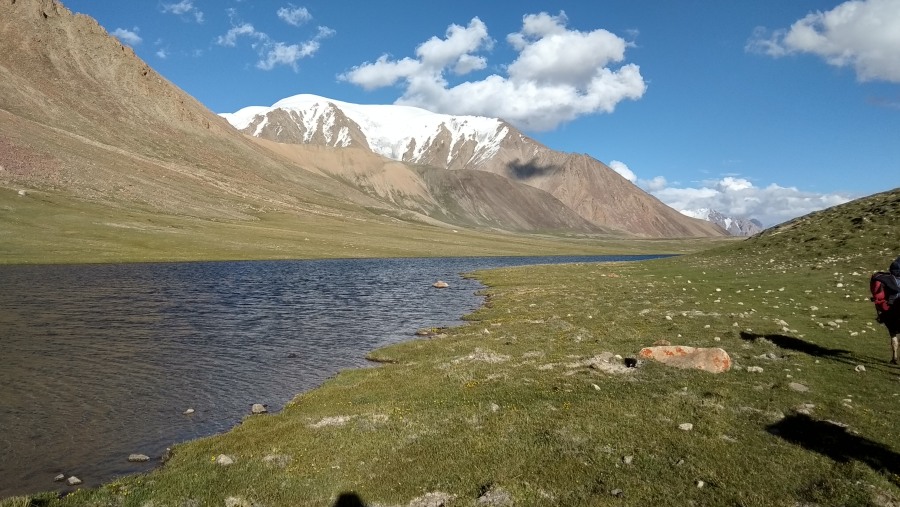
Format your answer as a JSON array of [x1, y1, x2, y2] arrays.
[[892, 359, 898, 365]]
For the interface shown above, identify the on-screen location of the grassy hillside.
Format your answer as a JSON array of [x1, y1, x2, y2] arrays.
[[5, 189, 898, 506]]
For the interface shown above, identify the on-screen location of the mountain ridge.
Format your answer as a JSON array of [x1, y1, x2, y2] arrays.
[[223, 94, 726, 238]]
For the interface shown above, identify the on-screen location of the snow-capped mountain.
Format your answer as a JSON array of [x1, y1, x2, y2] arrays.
[[680, 208, 763, 236], [221, 95, 726, 238], [221, 94, 511, 170]]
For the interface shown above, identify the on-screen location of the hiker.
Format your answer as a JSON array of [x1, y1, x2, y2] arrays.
[[871, 257, 900, 364]]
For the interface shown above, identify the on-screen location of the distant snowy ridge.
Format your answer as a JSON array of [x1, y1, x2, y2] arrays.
[[220, 94, 511, 167], [680, 208, 763, 236]]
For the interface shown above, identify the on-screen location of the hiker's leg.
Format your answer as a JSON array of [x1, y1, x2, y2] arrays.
[[892, 334, 899, 364]]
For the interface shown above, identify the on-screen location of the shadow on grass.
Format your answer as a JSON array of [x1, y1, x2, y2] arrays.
[[740, 331, 900, 372], [333, 492, 366, 507], [767, 414, 900, 476], [739, 332, 850, 358]]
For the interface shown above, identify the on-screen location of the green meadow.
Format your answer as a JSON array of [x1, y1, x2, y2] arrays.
[[3, 189, 899, 507]]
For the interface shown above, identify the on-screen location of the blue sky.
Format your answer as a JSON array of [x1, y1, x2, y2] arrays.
[[61, 0, 899, 226]]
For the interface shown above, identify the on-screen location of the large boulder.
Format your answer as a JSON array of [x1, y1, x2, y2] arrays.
[[638, 346, 731, 373]]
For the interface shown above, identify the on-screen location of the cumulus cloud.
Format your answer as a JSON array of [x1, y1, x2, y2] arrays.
[[216, 23, 266, 47], [216, 10, 333, 71], [156, 49, 168, 59], [340, 11, 646, 131], [112, 27, 142, 46], [623, 170, 852, 227], [608, 160, 637, 183], [746, 0, 900, 82], [277, 4, 312, 26], [161, 0, 204, 23]]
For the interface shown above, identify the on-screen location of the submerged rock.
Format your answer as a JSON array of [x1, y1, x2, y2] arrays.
[[127, 453, 150, 462], [432, 281, 449, 289], [66, 476, 82, 486], [251, 403, 267, 414]]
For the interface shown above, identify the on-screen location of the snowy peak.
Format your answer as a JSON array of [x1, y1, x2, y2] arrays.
[[680, 208, 763, 236], [221, 94, 727, 238], [220, 94, 512, 168]]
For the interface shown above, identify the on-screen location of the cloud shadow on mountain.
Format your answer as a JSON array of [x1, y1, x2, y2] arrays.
[[507, 159, 558, 179]]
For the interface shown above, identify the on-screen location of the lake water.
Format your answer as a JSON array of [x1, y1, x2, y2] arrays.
[[0, 255, 663, 498]]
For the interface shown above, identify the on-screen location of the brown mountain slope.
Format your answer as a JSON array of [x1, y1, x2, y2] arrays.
[[249, 139, 607, 233], [233, 100, 726, 238], [0, 0, 610, 238]]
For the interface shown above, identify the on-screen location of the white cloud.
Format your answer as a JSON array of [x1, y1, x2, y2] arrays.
[[340, 11, 646, 131], [216, 23, 265, 47], [112, 27, 142, 46], [258, 41, 320, 71], [747, 0, 900, 82], [608, 160, 636, 183], [161, 0, 204, 23], [277, 4, 312, 26], [634, 173, 851, 227], [156, 49, 168, 59], [216, 13, 333, 71]]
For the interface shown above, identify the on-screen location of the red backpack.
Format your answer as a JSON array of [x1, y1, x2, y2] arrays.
[[870, 272, 900, 320]]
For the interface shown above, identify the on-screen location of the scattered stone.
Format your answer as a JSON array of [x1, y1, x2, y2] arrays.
[[17, 189, 26, 197], [54, 473, 65, 482], [184, 408, 195, 415], [66, 476, 82, 486], [746, 366, 764, 373], [696, 480, 706, 488], [309, 415, 352, 428], [262, 454, 292, 468], [224, 496, 251, 507], [855, 365, 866, 372], [215, 454, 235, 466], [251, 403, 267, 414], [788, 382, 809, 392], [610, 489, 623, 497], [638, 346, 731, 373], [793, 403, 815, 415], [477, 485, 512, 506], [128, 453, 150, 462], [408, 491, 457, 507], [623, 455, 634, 465], [432, 281, 449, 289], [452, 348, 510, 364], [678, 423, 694, 431], [489, 403, 501, 412]]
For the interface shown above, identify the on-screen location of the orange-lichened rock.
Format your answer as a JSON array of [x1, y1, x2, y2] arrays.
[[638, 345, 732, 374]]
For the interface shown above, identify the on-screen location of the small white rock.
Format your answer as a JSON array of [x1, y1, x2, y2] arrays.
[[251, 403, 267, 414], [854, 365, 866, 372], [678, 423, 694, 431], [696, 480, 706, 488], [66, 476, 82, 486], [216, 454, 235, 466], [54, 473, 65, 482], [184, 408, 195, 415], [128, 453, 150, 462]]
